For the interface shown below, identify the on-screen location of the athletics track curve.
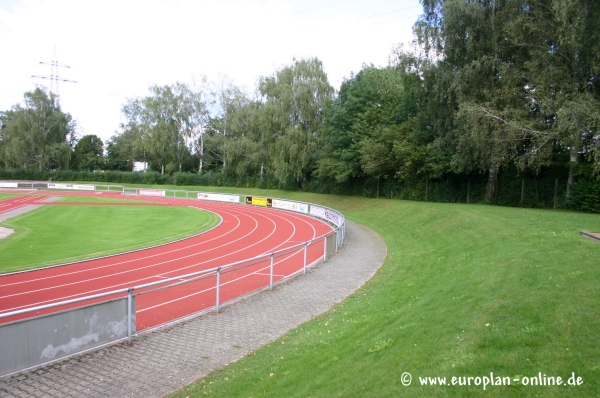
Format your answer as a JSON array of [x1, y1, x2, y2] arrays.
[[0, 191, 333, 330]]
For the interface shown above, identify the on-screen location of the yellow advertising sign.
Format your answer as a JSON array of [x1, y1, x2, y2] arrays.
[[245, 196, 272, 206], [252, 197, 269, 207]]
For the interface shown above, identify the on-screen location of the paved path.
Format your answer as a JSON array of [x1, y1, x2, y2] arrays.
[[0, 220, 387, 398], [0, 197, 61, 238], [0, 196, 60, 222], [0, 205, 43, 223]]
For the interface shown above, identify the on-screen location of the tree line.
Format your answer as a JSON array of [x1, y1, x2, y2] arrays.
[[1, 0, 599, 210]]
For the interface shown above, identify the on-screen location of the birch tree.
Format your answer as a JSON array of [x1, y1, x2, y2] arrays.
[[259, 57, 334, 184], [0, 88, 75, 170]]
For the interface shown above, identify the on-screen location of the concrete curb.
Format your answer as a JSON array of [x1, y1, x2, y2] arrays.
[[580, 231, 600, 243]]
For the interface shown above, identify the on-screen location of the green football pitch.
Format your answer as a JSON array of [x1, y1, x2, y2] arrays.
[[0, 197, 220, 274]]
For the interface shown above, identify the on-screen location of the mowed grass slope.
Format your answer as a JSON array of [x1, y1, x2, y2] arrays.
[[152, 186, 600, 398], [0, 202, 220, 273]]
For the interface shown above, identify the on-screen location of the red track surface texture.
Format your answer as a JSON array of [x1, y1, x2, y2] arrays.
[[0, 192, 333, 330], [0, 195, 49, 213]]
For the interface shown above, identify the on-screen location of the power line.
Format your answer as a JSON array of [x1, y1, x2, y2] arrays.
[[372, 13, 422, 26], [360, 5, 421, 20], [294, 0, 354, 15]]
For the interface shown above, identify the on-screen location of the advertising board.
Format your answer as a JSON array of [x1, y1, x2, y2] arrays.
[[272, 199, 308, 213], [309, 205, 343, 227], [0, 182, 18, 188], [139, 189, 165, 197], [47, 183, 95, 191], [197, 193, 240, 203], [245, 196, 271, 207]]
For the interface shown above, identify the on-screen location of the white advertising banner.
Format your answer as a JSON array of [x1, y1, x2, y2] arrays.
[[0, 182, 18, 188], [197, 193, 240, 203], [309, 205, 343, 227], [48, 183, 95, 191], [272, 199, 308, 213], [139, 189, 165, 197]]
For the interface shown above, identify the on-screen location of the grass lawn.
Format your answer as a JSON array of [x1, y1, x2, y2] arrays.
[[0, 194, 15, 200], [53, 195, 159, 203], [137, 184, 600, 398], [0, 203, 220, 273]]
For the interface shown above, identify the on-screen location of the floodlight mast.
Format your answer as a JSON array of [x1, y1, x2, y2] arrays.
[[31, 47, 77, 102]]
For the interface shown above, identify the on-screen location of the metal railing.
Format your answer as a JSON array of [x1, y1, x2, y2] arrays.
[[0, 181, 345, 376], [0, 229, 339, 333]]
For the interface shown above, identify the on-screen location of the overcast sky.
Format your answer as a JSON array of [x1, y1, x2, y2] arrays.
[[0, 0, 422, 143]]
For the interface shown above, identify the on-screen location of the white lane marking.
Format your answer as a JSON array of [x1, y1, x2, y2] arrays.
[[0, 207, 285, 311], [0, 210, 255, 304], [0, 204, 242, 288], [138, 247, 306, 313], [0, 200, 331, 313]]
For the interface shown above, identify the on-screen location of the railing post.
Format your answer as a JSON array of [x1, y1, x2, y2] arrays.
[[323, 235, 327, 260], [269, 253, 274, 291], [335, 230, 339, 251], [127, 288, 133, 344], [216, 268, 221, 313], [303, 243, 308, 275]]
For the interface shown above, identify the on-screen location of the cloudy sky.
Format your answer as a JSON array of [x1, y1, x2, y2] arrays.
[[0, 0, 423, 143]]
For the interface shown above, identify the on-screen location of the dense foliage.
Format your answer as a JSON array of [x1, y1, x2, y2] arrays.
[[0, 88, 75, 170], [1, 1, 599, 211]]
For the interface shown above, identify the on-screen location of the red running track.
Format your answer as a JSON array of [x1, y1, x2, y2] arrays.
[[0, 195, 50, 214], [0, 192, 333, 330]]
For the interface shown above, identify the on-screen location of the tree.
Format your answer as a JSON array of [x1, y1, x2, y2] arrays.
[[171, 81, 209, 173], [105, 136, 129, 171], [209, 97, 270, 177], [105, 126, 148, 171], [206, 78, 256, 175], [0, 88, 75, 170], [73, 135, 104, 171], [118, 83, 208, 174], [316, 65, 429, 195], [414, 1, 547, 202], [526, 0, 600, 200], [259, 57, 334, 185], [412, 0, 600, 203]]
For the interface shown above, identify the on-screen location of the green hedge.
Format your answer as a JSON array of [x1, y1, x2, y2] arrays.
[[1, 168, 598, 212], [0, 169, 282, 191], [568, 181, 600, 213]]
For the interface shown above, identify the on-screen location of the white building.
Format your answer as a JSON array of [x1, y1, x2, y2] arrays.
[[133, 162, 148, 172]]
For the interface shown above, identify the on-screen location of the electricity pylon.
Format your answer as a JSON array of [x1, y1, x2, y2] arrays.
[[31, 47, 76, 101]]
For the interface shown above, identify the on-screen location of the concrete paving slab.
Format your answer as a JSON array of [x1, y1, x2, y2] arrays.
[[0, 227, 14, 240], [0, 205, 43, 222]]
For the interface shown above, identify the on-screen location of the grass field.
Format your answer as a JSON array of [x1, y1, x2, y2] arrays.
[[125, 184, 600, 398], [0, 202, 220, 273], [4, 184, 599, 396], [1, 193, 150, 203], [54, 196, 158, 203]]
